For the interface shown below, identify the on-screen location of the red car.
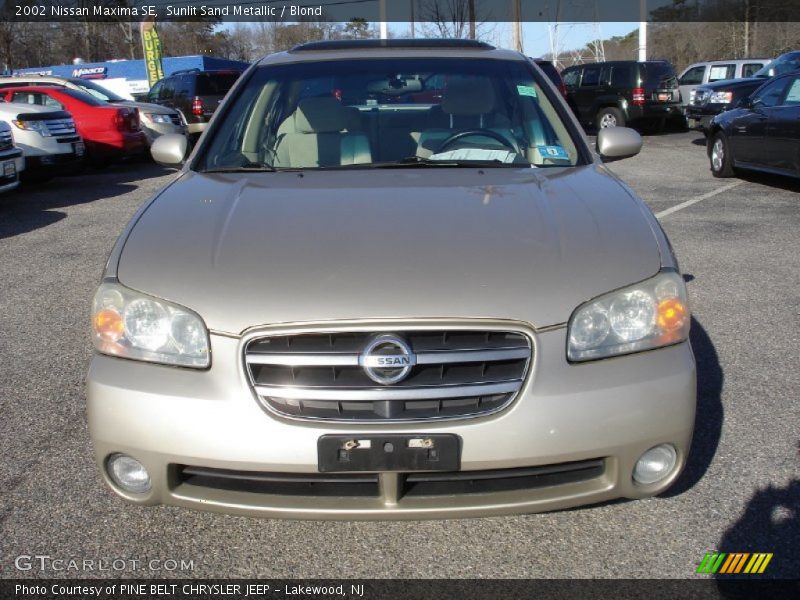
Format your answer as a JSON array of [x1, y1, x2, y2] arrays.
[[0, 86, 146, 163]]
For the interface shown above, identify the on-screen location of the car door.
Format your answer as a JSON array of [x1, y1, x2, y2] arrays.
[[575, 64, 603, 122], [764, 75, 800, 173], [678, 65, 706, 106], [728, 77, 790, 165]]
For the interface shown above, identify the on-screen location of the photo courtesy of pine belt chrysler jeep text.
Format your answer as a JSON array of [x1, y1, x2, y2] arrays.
[[87, 40, 697, 519]]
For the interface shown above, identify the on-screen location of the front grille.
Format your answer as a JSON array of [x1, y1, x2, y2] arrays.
[[0, 129, 13, 152], [245, 330, 532, 422], [45, 118, 77, 137], [176, 459, 604, 498], [692, 90, 709, 106]]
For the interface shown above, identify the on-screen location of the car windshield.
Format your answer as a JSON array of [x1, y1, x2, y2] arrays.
[[198, 57, 581, 171], [68, 78, 126, 102], [753, 53, 800, 78]]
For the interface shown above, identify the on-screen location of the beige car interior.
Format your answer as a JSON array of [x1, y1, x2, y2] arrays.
[[267, 77, 578, 168], [273, 96, 372, 168]]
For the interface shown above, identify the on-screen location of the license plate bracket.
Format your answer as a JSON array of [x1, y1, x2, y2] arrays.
[[74, 141, 85, 157], [318, 434, 460, 472]]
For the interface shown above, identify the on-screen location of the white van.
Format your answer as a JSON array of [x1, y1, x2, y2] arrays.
[[678, 59, 771, 109]]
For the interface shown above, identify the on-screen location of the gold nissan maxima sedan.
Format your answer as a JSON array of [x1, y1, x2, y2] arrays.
[[87, 40, 696, 519]]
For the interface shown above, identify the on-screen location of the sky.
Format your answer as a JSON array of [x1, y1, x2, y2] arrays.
[[384, 21, 639, 57]]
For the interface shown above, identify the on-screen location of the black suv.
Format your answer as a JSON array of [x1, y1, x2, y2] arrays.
[[561, 61, 681, 130], [147, 69, 242, 138]]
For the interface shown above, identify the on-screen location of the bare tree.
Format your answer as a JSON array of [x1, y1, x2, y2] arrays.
[[416, 0, 494, 40]]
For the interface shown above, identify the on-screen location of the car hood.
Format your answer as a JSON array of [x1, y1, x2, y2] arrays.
[[113, 100, 178, 115], [116, 166, 662, 333], [698, 77, 767, 91], [0, 102, 70, 118]]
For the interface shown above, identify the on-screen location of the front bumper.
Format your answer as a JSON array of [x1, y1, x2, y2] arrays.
[[87, 322, 696, 519], [685, 106, 729, 130]]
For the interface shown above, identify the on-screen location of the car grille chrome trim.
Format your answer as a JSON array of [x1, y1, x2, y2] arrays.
[[0, 129, 13, 151], [245, 347, 530, 367], [244, 329, 533, 422], [45, 118, 77, 137], [254, 381, 521, 401], [692, 90, 709, 106]]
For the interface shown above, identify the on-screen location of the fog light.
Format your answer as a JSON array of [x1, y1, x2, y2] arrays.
[[633, 444, 677, 485], [106, 453, 151, 494]]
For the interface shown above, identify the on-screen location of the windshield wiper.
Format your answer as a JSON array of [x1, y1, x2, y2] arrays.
[[201, 164, 278, 173], [363, 156, 526, 169]]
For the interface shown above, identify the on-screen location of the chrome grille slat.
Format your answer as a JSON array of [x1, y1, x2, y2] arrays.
[[246, 346, 529, 367], [255, 380, 521, 401], [245, 329, 532, 422]]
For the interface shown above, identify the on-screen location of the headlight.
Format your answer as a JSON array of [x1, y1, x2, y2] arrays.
[[12, 119, 51, 136], [709, 91, 733, 104], [92, 283, 210, 368], [143, 113, 173, 124], [567, 270, 689, 362]]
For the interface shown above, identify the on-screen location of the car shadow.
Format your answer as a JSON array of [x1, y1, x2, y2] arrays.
[[714, 470, 800, 587], [735, 170, 800, 193], [691, 136, 707, 146], [0, 161, 170, 240], [661, 316, 723, 498]]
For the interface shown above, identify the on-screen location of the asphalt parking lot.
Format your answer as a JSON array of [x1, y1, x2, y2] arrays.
[[0, 130, 797, 579]]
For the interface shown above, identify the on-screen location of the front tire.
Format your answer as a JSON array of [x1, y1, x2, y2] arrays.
[[709, 131, 735, 178], [596, 107, 625, 129]]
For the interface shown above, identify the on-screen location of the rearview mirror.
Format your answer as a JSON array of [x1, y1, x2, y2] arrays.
[[151, 133, 188, 167], [596, 127, 642, 162]]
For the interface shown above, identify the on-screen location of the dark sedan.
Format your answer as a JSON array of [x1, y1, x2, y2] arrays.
[[707, 71, 800, 178]]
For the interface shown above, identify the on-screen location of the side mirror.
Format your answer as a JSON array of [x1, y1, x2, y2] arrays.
[[151, 133, 188, 167], [736, 96, 752, 109], [596, 127, 642, 162]]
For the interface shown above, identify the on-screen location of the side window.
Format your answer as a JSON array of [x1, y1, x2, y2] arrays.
[[148, 80, 163, 102], [581, 66, 601, 87], [11, 92, 37, 104], [752, 78, 789, 108], [781, 77, 800, 106], [160, 78, 176, 101], [10, 91, 60, 108], [599, 65, 611, 86], [742, 63, 764, 78], [679, 66, 705, 85], [611, 65, 633, 87], [708, 64, 735, 82], [175, 75, 192, 99], [562, 69, 579, 88]]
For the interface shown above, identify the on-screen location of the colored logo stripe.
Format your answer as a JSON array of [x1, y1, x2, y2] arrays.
[[697, 552, 773, 574]]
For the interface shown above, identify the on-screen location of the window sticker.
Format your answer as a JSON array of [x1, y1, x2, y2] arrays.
[[537, 145, 569, 159], [517, 85, 538, 97]]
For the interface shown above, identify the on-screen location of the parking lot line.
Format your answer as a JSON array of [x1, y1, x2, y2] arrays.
[[655, 181, 742, 219]]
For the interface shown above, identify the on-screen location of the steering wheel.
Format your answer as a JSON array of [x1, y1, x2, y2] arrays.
[[436, 128, 518, 154]]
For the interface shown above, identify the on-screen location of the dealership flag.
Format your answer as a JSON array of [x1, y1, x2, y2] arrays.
[[140, 18, 164, 87]]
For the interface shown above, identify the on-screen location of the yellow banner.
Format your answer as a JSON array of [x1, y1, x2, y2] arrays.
[[140, 19, 164, 88]]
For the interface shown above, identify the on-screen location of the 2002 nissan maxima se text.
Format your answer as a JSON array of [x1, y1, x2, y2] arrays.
[[87, 40, 696, 519]]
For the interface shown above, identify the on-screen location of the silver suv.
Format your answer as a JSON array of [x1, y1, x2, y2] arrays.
[[88, 40, 696, 519]]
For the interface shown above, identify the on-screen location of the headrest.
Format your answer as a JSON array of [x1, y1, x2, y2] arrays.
[[441, 78, 495, 116], [293, 96, 348, 134]]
